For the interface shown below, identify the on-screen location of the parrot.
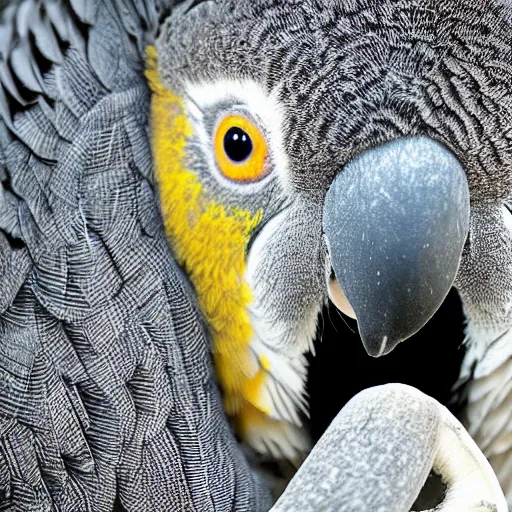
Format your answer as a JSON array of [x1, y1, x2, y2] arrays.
[[0, 0, 509, 510]]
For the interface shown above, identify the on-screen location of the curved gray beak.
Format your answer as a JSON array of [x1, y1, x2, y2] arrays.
[[323, 136, 470, 357]]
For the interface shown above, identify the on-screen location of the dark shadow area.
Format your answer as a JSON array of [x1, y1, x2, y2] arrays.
[[307, 287, 466, 443], [113, 495, 128, 512], [411, 470, 447, 511]]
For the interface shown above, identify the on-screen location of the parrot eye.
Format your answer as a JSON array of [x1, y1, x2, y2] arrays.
[[214, 114, 269, 183]]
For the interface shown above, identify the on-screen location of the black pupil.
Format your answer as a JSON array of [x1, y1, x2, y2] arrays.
[[224, 127, 253, 163]]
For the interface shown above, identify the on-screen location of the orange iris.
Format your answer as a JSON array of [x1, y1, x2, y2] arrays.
[[214, 115, 269, 183]]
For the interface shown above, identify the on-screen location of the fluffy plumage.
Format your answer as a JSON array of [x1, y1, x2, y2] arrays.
[[0, 1, 268, 510]]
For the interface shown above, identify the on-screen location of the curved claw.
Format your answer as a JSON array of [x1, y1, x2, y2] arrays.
[[271, 384, 507, 512]]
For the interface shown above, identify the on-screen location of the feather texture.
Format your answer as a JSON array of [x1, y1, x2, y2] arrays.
[[456, 202, 512, 506], [0, 1, 268, 510]]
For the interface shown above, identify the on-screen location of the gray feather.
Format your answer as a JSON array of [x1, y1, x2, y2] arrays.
[[13, 104, 61, 161], [69, 0, 100, 25], [86, 3, 122, 90], [0, 7, 14, 59], [45, 1, 70, 42], [14, 0, 34, 40], [0, 1, 269, 511], [0, 85, 13, 131], [29, 10, 63, 64], [10, 45, 44, 94], [0, 61, 29, 106]]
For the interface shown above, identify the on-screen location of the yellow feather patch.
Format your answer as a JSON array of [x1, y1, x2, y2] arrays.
[[146, 47, 274, 421]]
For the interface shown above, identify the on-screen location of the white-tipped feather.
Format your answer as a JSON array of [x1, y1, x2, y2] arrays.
[[244, 414, 310, 462], [465, 356, 512, 503], [249, 336, 309, 426]]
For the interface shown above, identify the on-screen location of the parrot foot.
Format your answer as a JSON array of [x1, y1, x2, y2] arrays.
[[271, 384, 507, 512]]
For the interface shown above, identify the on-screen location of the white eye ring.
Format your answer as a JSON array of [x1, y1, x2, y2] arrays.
[[184, 78, 291, 192]]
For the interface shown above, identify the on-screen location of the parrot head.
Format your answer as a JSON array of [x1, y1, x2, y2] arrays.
[[146, 0, 512, 455]]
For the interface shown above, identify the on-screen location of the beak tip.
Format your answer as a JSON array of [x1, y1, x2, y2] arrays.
[[361, 334, 394, 358], [358, 315, 424, 358]]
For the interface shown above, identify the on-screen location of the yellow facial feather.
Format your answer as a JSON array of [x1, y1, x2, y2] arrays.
[[146, 47, 272, 421]]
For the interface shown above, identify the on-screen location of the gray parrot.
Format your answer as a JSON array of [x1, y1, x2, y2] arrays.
[[0, 0, 510, 510]]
